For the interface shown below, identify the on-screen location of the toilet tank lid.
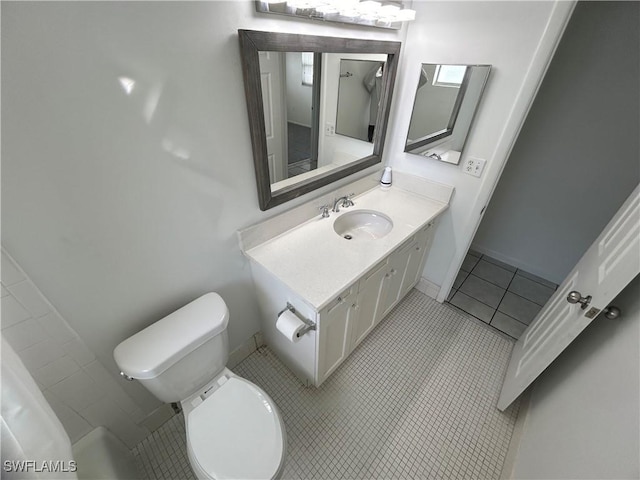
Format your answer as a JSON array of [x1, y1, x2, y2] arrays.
[[113, 293, 229, 380]]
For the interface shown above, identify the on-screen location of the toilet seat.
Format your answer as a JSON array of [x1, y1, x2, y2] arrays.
[[186, 376, 285, 480]]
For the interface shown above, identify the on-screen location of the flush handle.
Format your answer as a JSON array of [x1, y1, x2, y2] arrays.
[[567, 291, 592, 310]]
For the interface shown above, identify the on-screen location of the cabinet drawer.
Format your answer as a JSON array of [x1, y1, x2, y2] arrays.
[[325, 285, 356, 313]]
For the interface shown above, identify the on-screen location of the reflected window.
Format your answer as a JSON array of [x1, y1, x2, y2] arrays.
[[301, 52, 314, 86], [433, 65, 467, 88]]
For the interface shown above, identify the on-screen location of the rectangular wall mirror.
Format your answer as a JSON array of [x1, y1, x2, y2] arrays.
[[239, 30, 400, 210], [404, 64, 491, 164]]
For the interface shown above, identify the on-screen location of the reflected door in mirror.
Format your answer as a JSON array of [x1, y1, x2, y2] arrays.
[[259, 51, 321, 185]]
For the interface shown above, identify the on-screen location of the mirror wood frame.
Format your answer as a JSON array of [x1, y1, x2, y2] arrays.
[[238, 29, 400, 211]]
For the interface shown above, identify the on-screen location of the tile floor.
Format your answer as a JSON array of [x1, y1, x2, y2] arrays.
[[287, 122, 318, 179], [448, 251, 558, 340], [134, 289, 521, 480]]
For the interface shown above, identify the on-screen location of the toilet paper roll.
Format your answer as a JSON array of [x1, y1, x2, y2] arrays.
[[276, 309, 306, 343]]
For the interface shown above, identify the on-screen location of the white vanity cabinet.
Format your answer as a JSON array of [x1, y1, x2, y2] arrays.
[[317, 285, 358, 384], [241, 179, 452, 388], [315, 220, 436, 386]]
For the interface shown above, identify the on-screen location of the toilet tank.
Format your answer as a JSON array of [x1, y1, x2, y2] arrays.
[[114, 293, 229, 403]]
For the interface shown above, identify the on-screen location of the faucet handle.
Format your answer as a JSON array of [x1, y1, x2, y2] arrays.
[[343, 193, 355, 207], [319, 205, 330, 218]]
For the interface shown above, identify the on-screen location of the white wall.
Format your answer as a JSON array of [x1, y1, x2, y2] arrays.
[[511, 275, 640, 479], [472, 1, 640, 284], [1, 1, 405, 417], [385, 1, 575, 299], [285, 52, 313, 127]]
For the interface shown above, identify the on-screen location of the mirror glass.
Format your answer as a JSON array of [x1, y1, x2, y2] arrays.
[[239, 30, 400, 211], [259, 51, 321, 186], [405, 64, 491, 164]]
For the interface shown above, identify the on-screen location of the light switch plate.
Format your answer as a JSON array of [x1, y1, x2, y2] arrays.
[[325, 123, 335, 136], [463, 157, 487, 177]]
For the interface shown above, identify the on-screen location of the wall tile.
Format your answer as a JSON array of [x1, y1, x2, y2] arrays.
[[1, 248, 151, 449], [83, 360, 139, 415], [8, 280, 51, 317], [1, 296, 32, 328], [1, 252, 25, 286], [48, 370, 105, 412], [33, 356, 80, 388], [20, 338, 65, 370], [81, 398, 149, 448], [38, 311, 76, 344], [2, 317, 50, 351], [62, 338, 96, 365], [43, 390, 93, 443]]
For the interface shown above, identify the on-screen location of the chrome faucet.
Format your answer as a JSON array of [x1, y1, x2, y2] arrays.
[[332, 193, 355, 212], [319, 205, 330, 218]]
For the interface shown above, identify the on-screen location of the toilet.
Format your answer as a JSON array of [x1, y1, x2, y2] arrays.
[[113, 293, 286, 480]]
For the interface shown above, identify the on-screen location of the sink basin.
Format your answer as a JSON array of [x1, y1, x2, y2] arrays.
[[333, 210, 393, 240]]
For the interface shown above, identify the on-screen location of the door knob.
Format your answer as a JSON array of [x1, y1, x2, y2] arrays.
[[567, 291, 592, 310], [603, 306, 621, 320]]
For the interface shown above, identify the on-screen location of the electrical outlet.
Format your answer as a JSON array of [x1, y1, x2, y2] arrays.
[[325, 123, 335, 136], [463, 157, 487, 177]]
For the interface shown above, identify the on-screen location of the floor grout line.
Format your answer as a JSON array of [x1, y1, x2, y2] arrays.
[[134, 289, 521, 479], [450, 252, 559, 339]]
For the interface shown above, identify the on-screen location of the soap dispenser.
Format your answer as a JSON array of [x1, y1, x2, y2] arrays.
[[380, 167, 392, 189]]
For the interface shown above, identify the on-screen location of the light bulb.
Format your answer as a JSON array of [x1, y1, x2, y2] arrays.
[[395, 8, 416, 21]]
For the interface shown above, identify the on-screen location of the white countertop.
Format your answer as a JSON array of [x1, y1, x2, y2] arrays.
[[244, 185, 449, 311]]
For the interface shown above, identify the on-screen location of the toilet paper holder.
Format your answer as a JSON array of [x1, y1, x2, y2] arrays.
[[278, 303, 316, 338]]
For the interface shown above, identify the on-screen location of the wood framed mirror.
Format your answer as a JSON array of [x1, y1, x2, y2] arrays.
[[238, 30, 400, 210]]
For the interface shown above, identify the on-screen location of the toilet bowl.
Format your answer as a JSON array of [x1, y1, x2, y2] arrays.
[[114, 293, 286, 480], [184, 369, 285, 479]]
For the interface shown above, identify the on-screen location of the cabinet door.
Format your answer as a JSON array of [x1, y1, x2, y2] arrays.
[[400, 223, 435, 297], [380, 240, 415, 319], [351, 261, 388, 348], [317, 288, 357, 385]]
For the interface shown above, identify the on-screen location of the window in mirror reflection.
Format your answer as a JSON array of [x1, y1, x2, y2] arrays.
[[433, 65, 467, 87], [301, 52, 314, 86]]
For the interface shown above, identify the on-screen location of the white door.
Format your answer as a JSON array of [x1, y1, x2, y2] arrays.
[[258, 52, 287, 183], [498, 183, 640, 410]]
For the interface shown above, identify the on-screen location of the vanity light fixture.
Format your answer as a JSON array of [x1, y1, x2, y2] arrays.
[[255, 0, 416, 30]]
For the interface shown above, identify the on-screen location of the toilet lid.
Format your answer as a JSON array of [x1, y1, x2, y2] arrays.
[[187, 377, 284, 480]]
